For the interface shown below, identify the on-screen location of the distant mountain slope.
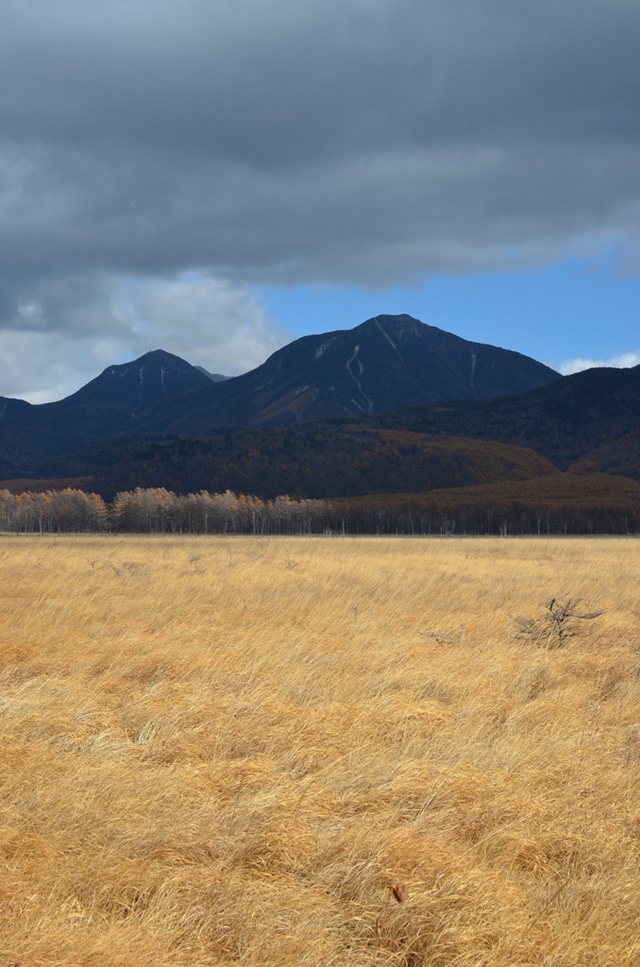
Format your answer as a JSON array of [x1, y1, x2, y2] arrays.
[[0, 350, 211, 477], [194, 366, 229, 382], [373, 363, 640, 480], [128, 314, 560, 435]]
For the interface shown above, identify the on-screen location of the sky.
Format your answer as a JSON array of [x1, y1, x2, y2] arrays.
[[1, 0, 639, 403]]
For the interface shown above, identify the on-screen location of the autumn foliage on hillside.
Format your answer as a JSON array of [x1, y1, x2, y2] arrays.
[[374, 363, 640, 480], [87, 426, 558, 500]]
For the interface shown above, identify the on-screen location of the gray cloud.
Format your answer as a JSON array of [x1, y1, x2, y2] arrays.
[[1, 0, 640, 397]]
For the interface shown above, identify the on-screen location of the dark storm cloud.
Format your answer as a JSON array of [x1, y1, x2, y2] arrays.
[[1, 0, 640, 398]]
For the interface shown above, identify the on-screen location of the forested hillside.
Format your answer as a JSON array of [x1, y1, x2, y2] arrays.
[[88, 427, 557, 500], [375, 364, 640, 480]]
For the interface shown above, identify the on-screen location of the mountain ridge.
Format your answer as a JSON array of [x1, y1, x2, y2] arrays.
[[0, 315, 560, 477], [121, 314, 560, 435]]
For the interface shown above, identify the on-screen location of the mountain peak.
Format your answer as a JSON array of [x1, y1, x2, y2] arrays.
[[59, 348, 212, 412], [357, 313, 437, 348], [362, 312, 422, 327]]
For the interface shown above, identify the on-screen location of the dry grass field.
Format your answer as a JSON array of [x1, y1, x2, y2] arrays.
[[1, 534, 639, 966]]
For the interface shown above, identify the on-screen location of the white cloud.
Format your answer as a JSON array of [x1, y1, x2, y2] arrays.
[[558, 350, 640, 375], [0, 273, 291, 403], [0, 330, 109, 404], [131, 275, 291, 377]]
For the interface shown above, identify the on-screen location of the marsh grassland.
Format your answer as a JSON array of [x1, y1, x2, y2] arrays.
[[1, 535, 640, 966]]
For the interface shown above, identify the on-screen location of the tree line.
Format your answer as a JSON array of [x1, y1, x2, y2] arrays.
[[0, 488, 327, 535], [0, 485, 638, 535]]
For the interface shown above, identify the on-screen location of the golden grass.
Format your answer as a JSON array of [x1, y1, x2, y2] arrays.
[[1, 534, 639, 966]]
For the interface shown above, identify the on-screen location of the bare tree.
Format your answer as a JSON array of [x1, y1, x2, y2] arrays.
[[515, 595, 604, 648]]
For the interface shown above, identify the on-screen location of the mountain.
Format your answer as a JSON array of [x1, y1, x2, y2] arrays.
[[0, 350, 211, 478], [0, 315, 559, 477], [83, 360, 640, 498], [125, 314, 560, 435], [66, 357, 640, 501], [1, 319, 636, 534], [372, 363, 640, 480]]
